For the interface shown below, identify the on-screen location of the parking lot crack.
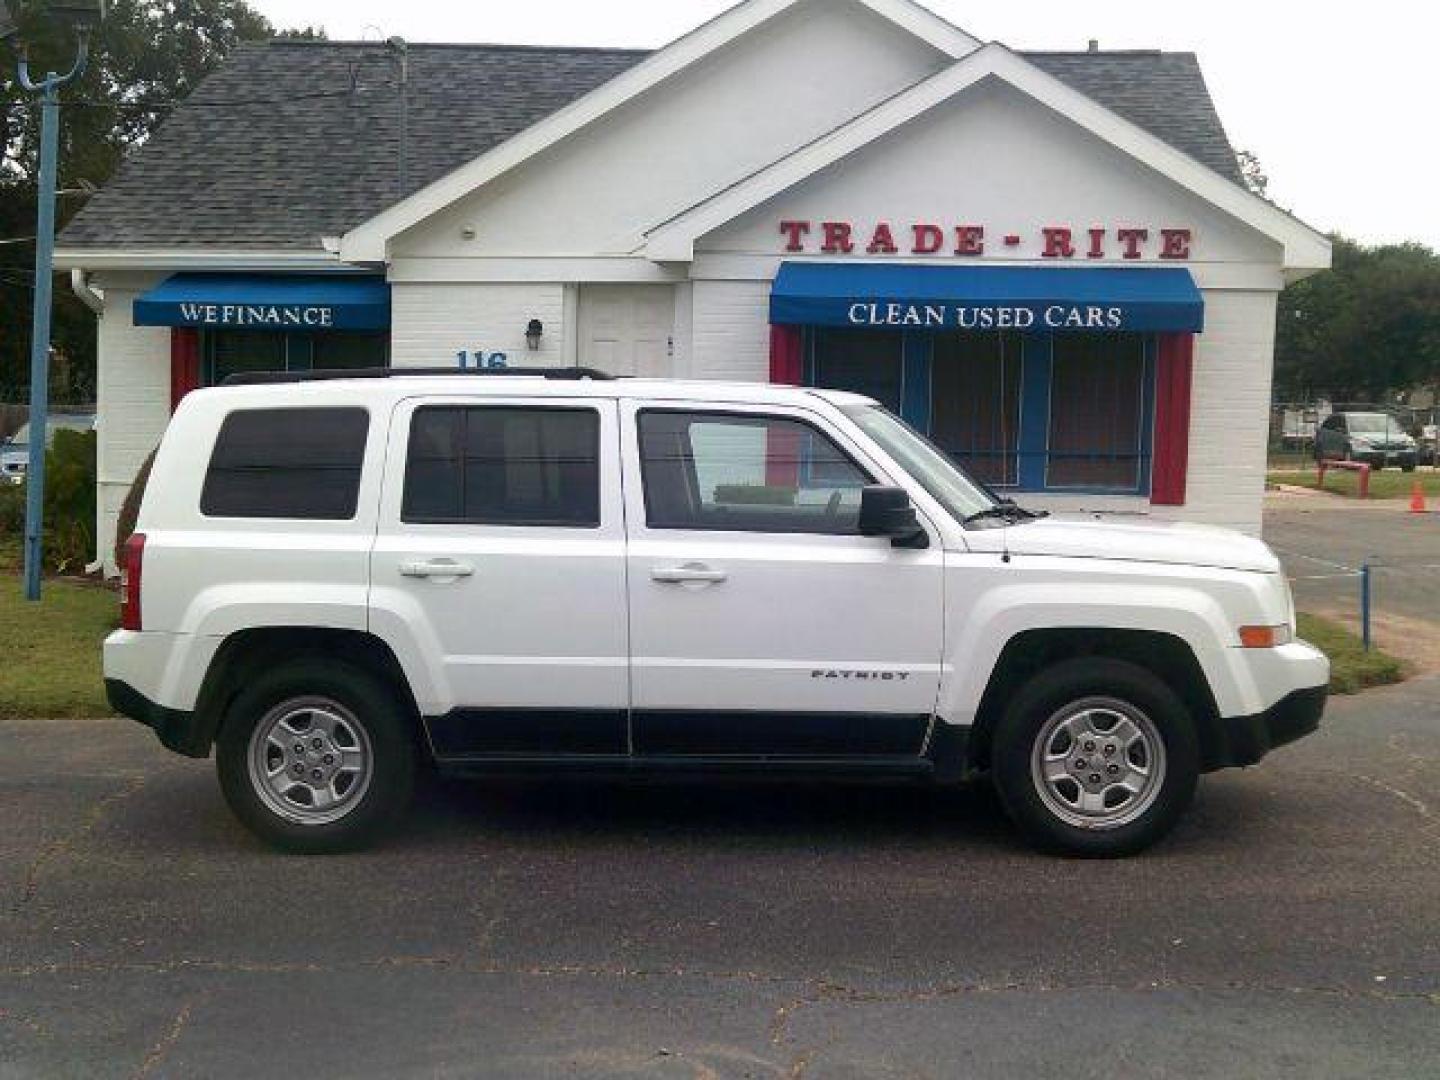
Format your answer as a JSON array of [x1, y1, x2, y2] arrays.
[[1354, 773, 1436, 829], [15, 774, 147, 910], [132, 993, 205, 1079]]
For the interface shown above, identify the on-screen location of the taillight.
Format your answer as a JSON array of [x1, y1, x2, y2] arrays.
[[120, 533, 146, 632]]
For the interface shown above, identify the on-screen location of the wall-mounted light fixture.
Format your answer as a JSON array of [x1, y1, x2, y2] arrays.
[[525, 319, 544, 351]]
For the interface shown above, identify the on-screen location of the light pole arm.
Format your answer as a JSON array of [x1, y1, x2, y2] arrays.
[[16, 30, 90, 91]]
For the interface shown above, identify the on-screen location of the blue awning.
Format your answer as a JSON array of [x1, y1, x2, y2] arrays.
[[769, 264, 1204, 333], [134, 274, 391, 332]]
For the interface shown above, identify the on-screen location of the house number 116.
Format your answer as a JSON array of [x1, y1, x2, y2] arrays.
[[457, 350, 509, 369]]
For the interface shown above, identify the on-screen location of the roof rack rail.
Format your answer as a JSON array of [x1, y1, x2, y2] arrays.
[[221, 366, 616, 387]]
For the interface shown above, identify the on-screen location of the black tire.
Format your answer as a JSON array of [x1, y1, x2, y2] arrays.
[[216, 659, 416, 854], [991, 658, 1200, 858]]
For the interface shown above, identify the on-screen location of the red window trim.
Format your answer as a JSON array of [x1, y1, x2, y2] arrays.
[[170, 328, 201, 412], [769, 324, 803, 386], [1151, 333, 1194, 506]]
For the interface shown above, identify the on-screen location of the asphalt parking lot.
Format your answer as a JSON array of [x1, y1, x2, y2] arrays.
[[3, 676, 1438, 1079], [1266, 496, 1440, 671]]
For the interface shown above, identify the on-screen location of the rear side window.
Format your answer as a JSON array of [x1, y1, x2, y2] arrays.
[[201, 408, 369, 520], [402, 406, 601, 528]]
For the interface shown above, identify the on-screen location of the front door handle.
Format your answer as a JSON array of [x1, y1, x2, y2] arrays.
[[399, 559, 475, 580], [652, 564, 728, 585]]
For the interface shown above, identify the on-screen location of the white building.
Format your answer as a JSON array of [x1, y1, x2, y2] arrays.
[[56, 0, 1331, 572]]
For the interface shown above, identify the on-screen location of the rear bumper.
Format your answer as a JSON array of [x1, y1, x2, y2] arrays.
[[106, 678, 209, 759], [1207, 685, 1327, 771]]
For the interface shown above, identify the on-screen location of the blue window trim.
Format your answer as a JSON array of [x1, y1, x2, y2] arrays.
[[1037, 335, 1156, 497], [900, 332, 931, 431], [804, 328, 1158, 498]]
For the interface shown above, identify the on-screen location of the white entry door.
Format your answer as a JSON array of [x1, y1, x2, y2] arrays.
[[578, 285, 674, 377]]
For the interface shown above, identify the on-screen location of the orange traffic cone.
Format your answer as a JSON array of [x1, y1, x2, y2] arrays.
[[1410, 481, 1428, 514]]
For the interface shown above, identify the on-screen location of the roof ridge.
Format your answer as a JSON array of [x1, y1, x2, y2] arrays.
[[1021, 48, 1170, 57], [252, 39, 653, 55]]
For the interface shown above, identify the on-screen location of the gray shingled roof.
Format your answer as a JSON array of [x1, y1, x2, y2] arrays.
[[60, 41, 1242, 252], [1024, 50, 1242, 183]]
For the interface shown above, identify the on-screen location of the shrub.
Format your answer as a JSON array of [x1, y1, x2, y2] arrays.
[[44, 429, 97, 575], [0, 482, 24, 535], [114, 447, 157, 570]]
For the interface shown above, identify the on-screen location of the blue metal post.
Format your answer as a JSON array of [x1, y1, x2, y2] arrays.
[[22, 79, 60, 601], [1361, 561, 1372, 653], [16, 34, 91, 601]]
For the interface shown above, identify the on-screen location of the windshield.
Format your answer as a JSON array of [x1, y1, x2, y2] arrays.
[[841, 403, 998, 524], [1347, 414, 1401, 436]]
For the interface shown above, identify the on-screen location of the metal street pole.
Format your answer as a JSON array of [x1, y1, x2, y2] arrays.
[[15, 34, 90, 601]]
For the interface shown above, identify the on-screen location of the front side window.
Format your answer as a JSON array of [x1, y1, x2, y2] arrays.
[[402, 406, 600, 528], [638, 411, 872, 534], [930, 331, 1023, 487], [809, 329, 1156, 496], [202, 408, 369, 519], [1047, 334, 1148, 490]]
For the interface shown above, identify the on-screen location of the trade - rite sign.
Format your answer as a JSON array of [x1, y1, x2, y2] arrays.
[[779, 221, 1194, 261]]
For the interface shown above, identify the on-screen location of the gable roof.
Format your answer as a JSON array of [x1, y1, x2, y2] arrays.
[[60, 37, 1249, 257], [644, 44, 1328, 271], [1025, 51, 1242, 184], [59, 41, 649, 253]]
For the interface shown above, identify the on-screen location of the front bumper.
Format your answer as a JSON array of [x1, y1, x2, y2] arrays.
[[1206, 685, 1327, 771], [106, 679, 209, 759], [1352, 451, 1417, 468]]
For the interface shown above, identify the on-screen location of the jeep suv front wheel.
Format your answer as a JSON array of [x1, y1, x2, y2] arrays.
[[217, 660, 415, 853], [992, 658, 1200, 857]]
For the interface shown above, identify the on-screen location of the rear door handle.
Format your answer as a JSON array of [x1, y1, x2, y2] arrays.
[[651, 564, 728, 585], [399, 559, 475, 580]]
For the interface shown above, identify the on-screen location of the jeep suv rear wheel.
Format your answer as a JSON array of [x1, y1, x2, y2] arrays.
[[992, 658, 1199, 857], [217, 660, 415, 853]]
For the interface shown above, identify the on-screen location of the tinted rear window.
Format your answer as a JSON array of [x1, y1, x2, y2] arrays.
[[202, 408, 369, 520]]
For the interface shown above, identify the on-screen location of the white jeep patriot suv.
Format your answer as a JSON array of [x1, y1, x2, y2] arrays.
[[104, 368, 1329, 856]]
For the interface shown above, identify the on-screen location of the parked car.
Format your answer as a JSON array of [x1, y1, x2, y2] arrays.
[[1419, 424, 1438, 467], [1314, 411, 1418, 471], [1, 413, 96, 485], [104, 369, 1329, 857]]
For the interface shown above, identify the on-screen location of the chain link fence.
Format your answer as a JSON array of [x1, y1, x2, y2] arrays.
[[1270, 401, 1439, 472], [0, 371, 97, 439]]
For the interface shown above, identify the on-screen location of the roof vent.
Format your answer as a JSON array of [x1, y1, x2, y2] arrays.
[[1088, 39, 1100, 52]]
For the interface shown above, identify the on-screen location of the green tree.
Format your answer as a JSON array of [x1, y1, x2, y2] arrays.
[[1276, 236, 1440, 403], [0, 0, 315, 403], [1236, 149, 1269, 199]]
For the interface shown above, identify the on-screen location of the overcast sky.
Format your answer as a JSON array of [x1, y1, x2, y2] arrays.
[[248, 1, 1438, 249]]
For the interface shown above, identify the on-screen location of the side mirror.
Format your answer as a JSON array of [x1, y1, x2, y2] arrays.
[[858, 485, 928, 548]]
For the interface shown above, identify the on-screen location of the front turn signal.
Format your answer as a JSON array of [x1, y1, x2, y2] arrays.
[[1239, 625, 1293, 649]]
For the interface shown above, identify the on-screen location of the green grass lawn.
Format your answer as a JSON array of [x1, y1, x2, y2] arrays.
[[0, 574, 117, 719], [1297, 613, 1407, 695], [1269, 467, 1440, 500]]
